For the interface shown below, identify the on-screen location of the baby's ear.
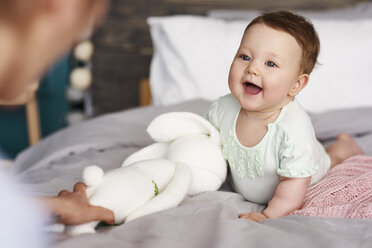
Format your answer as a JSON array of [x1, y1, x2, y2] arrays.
[[289, 74, 309, 97]]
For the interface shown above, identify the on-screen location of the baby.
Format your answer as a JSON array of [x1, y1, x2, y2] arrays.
[[205, 10, 364, 222]]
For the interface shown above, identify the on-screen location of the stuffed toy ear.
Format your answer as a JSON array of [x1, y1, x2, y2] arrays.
[[147, 112, 220, 144], [125, 161, 192, 222], [122, 143, 169, 167]]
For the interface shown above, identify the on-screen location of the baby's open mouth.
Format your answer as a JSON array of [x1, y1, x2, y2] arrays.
[[243, 82, 262, 95]]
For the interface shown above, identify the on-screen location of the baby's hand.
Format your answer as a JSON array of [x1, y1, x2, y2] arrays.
[[239, 212, 268, 222]]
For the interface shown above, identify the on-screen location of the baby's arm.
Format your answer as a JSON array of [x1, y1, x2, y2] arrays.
[[240, 176, 310, 221], [263, 176, 310, 218]]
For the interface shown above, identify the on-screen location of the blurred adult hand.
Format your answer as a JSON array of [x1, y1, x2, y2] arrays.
[[44, 182, 115, 226]]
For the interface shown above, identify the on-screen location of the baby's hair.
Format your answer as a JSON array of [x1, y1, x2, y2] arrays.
[[245, 10, 320, 74]]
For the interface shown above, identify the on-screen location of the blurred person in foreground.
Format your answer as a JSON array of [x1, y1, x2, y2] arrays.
[[0, 1, 114, 247]]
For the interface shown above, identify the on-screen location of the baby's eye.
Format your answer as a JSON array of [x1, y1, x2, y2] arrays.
[[241, 55, 251, 61], [266, 61, 277, 67]]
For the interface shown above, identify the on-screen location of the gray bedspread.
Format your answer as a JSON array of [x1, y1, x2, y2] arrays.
[[12, 99, 372, 248]]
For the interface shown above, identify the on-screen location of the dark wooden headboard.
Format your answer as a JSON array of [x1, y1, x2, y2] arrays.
[[92, 0, 367, 114]]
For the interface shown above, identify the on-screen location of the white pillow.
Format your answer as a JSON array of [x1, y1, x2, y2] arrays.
[[298, 19, 372, 112], [148, 15, 372, 113], [148, 16, 244, 106]]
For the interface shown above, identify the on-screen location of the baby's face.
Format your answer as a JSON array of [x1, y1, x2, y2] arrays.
[[228, 23, 303, 114]]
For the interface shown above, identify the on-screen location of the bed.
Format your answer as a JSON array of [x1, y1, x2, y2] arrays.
[[12, 1, 372, 247]]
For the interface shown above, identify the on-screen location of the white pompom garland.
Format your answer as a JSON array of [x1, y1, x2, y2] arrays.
[[74, 40, 94, 62], [70, 68, 92, 90], [67, 39, 95, 125]]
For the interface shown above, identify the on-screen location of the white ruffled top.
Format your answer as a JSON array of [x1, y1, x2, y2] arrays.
[[205, 94, 330, 204]]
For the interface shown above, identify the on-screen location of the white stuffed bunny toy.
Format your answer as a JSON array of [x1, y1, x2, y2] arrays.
[[64, 112, 227, 236]]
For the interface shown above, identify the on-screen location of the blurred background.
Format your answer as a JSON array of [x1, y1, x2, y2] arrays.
[[91, 0, 357, 114], [0, 0, 364, 159]]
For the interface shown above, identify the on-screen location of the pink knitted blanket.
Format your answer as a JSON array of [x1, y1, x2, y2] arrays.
[[291, 155, 372, 219]]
